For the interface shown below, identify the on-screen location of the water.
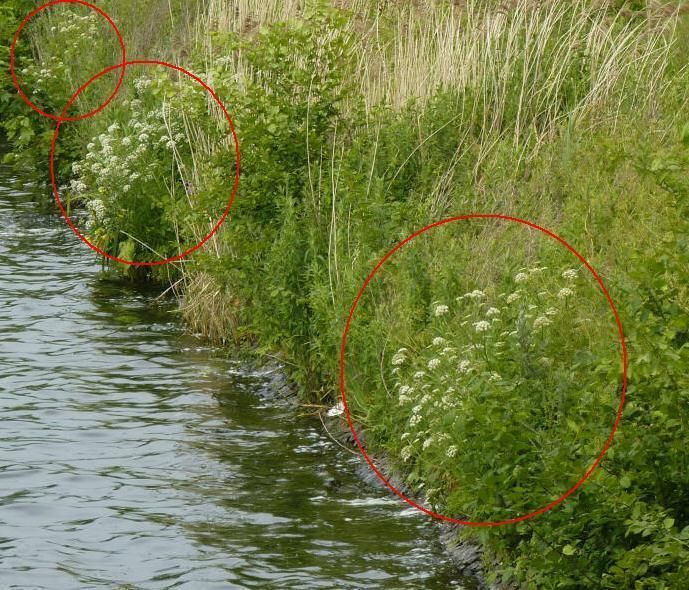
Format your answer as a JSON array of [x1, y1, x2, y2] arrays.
[[0, 161, 475, 589]]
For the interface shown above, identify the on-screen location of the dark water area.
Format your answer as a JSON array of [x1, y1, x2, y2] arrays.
[[0, 161, 476, 589]]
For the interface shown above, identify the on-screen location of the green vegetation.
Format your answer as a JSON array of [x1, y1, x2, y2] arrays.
[[2, 0, 689, 587]]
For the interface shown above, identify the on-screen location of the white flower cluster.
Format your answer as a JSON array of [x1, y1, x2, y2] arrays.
[[391, 348, 407, 366], [434, 304, 449, 317], [72, 95, 187, 232], [427, 358, 441, 370], [533, 316, 552, 329], [473, 320, 490, 333]]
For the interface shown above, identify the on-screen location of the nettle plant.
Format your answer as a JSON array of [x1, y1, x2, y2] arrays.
[[386, 263, 619, 520], [71, 74, 194, 264]]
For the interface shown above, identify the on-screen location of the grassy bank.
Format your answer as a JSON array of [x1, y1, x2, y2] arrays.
[[3, 0, 689, 587]]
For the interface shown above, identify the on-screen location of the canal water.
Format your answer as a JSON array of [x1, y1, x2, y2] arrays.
[[0, 160, 475, 589]]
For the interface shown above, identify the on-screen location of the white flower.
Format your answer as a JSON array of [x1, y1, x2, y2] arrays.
[[432, 336, 446, 347], [534, 316, 552, 329], [409, 414, 422, 427], [488, 372, 501, 382], [446, 445, 458, 458], [441, 347, 454, 356], [413, 371, 426, 380], [434, 304, 449, 317], [545, 307, 558, 316], [401, 445, 413, 462], [108, 122, 120, 133], [166, 140, 177, 149], [138, 133, 149, 143], [562, 269, 578, 280], [398, 384, 412, 396], [326, 400, 345, 417], [460, 289, 486, 300], [515, 272, 528, 283], [412, 404, 423, 415], [86, 142, 95, 151], [122, 137, 132, 146], [473, 320, 490, 333], [427, 358, 441, 370], [391, 352, 406, 366], [122, 185, 131, 193], [398, 394, 411, 405], [69, 180, 87, 193], [558, 287, 574, 299], [422, 437, 434, 450], [486, 307, 500, 317], [458, 359, 471, 373], [506, 292, 520, 304]]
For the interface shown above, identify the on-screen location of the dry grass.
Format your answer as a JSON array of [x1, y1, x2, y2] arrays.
[[179, 271, 242, 342]]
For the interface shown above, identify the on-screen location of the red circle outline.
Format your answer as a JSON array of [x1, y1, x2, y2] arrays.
[[50, 59, 241, 266], [10, 0, 127, 123], [339, 214, 628, 527]]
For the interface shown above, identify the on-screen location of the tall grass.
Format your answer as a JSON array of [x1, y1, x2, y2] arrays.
[[179, 0, 677, 334]]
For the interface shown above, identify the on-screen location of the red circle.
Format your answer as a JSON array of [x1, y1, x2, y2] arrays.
[[9, 0, 127, 122], [339, 214, 628, 527], [50, 60, 241, 266]]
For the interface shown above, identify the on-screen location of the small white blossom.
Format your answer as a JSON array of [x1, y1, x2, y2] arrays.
[[422, 437, 434, 450], [427, 358, 441, 370], [558, 287, 574, 299], [434, 304, 449, 317], [398, 385, 412, 396], [432, 336, 446, 347], [562, 269, 578, 280], [446, 445, 458, 458], [534, 316, 552, 329], [473, 320, 490, 333], [506, 292, 520, 304], [413, 371, 426, 380], [401, 445, 413, 462], [391, 351, 406, 366], [515, 272, 528, 283], [486, 307, 500, 317], [409, 414, 422, 427], [458, 359, 471, 373], [545, 307, 558, 316]]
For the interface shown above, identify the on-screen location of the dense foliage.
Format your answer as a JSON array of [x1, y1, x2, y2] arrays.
[[2, 0, 688, 587]]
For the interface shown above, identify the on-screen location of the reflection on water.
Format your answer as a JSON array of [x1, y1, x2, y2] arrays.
[[0, 163, 474, 589]]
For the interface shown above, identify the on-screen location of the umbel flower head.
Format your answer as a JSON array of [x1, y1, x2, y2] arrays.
[[434, 304, 449, 317], [473, 320, 490, 333]]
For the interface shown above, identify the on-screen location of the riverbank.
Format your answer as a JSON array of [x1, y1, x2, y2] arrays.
[[3, 1, 689, 587]]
